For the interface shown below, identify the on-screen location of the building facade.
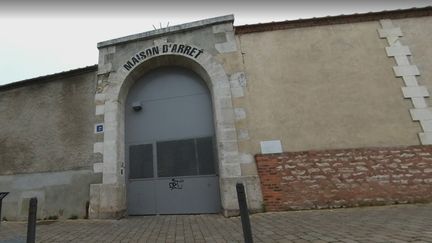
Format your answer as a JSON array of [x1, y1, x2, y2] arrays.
[[1, 7, 432, 220]]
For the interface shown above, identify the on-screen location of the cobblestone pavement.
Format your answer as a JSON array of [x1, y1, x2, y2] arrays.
[[1, 203, 432, 242]]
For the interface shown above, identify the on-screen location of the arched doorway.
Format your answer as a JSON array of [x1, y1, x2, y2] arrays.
[[125, 66, 221, 215]]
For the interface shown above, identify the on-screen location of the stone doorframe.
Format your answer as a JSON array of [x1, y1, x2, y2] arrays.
[[89, 48, 245, 218]]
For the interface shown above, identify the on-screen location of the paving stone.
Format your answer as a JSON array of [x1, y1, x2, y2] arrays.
[[1, 204, 432, 242]]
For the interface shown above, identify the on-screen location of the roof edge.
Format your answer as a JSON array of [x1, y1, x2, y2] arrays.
[[98, 14, 234, 49], [0, 65, 98, 92], [235, 6, 432, 34]]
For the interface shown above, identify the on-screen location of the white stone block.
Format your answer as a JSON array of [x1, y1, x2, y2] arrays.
[[104, 100, 120, 112], [95, 105, 105, 115], [393, 65, 420, 77], [219, 141, 239, 153], [402, 76, 419, 86], [386, 37, 400, 46], [234, 108, 246, 120], [229, 78, 241, 88], [239, 153, 254, 164], [218, 128, 237, 141], [410, 108, 432, 121], [153, 38, 167, 45], [215, 32, 237, 53], [419, 132, 432, 145], [197, 52, 212, 66], [420, 120, 432, 132], [93, 142, 104, 154], [221, 164, 241, 177], [213, 23, 233, 33], [378, 28, 403, 38], [216, 108, 235, 125], [379, 19, 393, 29], [216, 97, 233, 109], [231, 87, 244, 98], [226, 31, 236, 41], [103, 163, 116, 174], [97, 63, 112, 75], [260, 140, 283, 154], [119, 67, 129, 77], [394, 55, 410, 66], [386, 46, 411, 57], [220, 152, 240, 164], [103, 141, 118, 164], [215, 42, 237, 53], [218, 124, 237, 134], [213, 87, 232, 97], [238, 129, 250, 140], [103, 129, 118, 142], [107, 46, 116, 54], [230, 72, 247, 88], [104, 119, 118, 132], [103, 173, 118, 184], [95, 93, 106, 102], [212, 81, 231, 89], [93, 163, 104, 173], [210, 72, 229, 86], [412, 97, 428, 109], [104, 111, 117, 123], [401, 86, 429, 98]]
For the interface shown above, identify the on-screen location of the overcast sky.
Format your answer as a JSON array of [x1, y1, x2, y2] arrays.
[[0, 0, 431, 85]]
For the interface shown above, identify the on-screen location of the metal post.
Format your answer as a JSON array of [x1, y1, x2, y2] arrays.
[[236, 183, 253, 243], [0, 192, 9, 225], [0, 198, 2, 225], [27, 197, 37, 243], [85, 201, 90, 219]]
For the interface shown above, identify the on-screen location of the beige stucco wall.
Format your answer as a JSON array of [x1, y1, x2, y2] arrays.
[[395, 17, 432, 107], [236, 19, 430, 154]]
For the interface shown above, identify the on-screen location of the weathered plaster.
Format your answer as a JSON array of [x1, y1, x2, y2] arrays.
[[379, 18, 432, 145], [0, 170, 101, 220], [236, 20, 422, 153], [0, 71, 100, 175]]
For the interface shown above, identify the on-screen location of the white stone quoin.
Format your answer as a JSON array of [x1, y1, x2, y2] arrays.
[[379, 19, 432, 145]]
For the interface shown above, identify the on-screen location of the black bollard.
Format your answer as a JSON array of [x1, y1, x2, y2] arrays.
[[85, 201, 90, 219], [0, 192, 9, 225], [236, 183, 253, 243], [27, 197, 37, 243]]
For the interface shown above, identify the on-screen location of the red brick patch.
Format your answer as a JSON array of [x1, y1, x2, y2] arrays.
[[255, 145, 432, 211]]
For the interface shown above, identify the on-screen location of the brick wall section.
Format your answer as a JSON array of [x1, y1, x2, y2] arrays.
[[255, 145, 432, 211]]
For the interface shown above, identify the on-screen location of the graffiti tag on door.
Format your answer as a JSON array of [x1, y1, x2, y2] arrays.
[[169, 178, 184, 190]]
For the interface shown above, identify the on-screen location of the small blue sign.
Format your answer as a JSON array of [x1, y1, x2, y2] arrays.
[[95, 124, 104, 134]]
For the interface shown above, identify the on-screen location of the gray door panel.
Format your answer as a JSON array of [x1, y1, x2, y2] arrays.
[[126, 93, 214, 143], [128, 180, 156, 215], [155, 176, 220, 214], [125, 67, 215, 144], [125, 67, 221, 215]]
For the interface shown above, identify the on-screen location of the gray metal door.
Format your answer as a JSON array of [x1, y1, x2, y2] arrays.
[[125, 66, 221, 215]]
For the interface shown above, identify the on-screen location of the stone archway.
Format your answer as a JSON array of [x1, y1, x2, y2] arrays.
[[89, 45, 243, 218]]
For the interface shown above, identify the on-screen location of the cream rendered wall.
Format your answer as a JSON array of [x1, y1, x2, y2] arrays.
[[236, 20, 426, 154], [395, 17, 432, 107]]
